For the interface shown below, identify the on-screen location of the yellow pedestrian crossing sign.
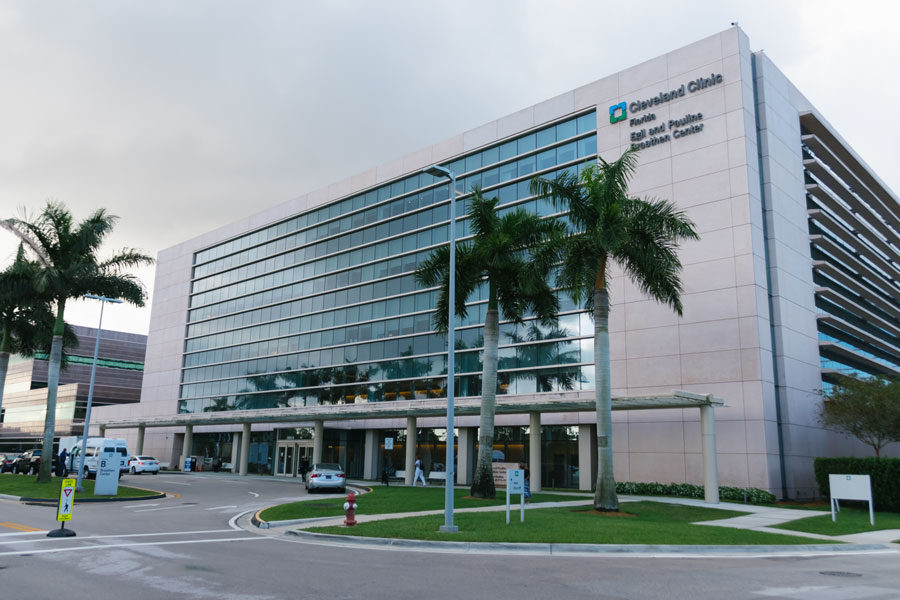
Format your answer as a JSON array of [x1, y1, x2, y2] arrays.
[[57, 478, 76, 522]]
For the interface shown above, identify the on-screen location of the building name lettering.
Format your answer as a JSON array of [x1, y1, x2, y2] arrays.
[[630, 112, 705, 150], [629, 73, 724, 114]]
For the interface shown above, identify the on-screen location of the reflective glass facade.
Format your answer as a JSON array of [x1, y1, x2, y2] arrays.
[[802, 114, 900, 387], [179, 112, 598, 414]]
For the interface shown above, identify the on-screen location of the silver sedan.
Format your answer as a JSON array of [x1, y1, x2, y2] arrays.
[[305, 463, 346, 493]]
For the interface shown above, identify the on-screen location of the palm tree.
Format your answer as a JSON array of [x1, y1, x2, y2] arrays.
[[531, 149, 698, 511], [2, 201, 153, 482], [416, 187, 564, 498], [0, 247, 51, 421]]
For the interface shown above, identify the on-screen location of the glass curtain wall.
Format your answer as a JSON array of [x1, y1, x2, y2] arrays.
[[179, 112, 598, 414]]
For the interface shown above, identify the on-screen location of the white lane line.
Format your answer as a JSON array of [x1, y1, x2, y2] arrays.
[[204, 505, 238, 511], [0, 531, 47, 537], [248, 491, 259, 497], [130, 503, 159, 508], [0, 529, 236, 545], [133, 505, 194, 513], [155, 480, 192, 486], [0, 536, 268, 556]]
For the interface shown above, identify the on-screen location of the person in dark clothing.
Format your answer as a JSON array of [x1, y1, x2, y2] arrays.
[[57, 449, 69, 477], [299, 457, 310, 482]]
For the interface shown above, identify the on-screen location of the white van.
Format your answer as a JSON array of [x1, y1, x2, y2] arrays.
[[69, 438, 130, 478]]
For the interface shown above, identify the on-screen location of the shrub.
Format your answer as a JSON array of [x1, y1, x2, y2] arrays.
[[614, 481, 775, 504], [814, 457, 900, 512]]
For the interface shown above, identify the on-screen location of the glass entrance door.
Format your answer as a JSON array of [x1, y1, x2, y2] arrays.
[[276, 445, 288, 476], [276, 441, 313, 477], [285, 445, 295, 477]]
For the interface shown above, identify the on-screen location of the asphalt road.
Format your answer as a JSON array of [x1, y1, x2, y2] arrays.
[[1, 473, 899, 600]]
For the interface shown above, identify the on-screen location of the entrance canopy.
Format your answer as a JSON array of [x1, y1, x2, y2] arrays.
[[97, 389, 723, 429]]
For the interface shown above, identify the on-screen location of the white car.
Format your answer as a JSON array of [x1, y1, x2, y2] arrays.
[[305, 463, 346, 493], [128, 455, 160, 475]]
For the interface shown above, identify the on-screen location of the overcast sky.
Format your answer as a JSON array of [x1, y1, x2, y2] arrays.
[[1, 0, 897, 336]]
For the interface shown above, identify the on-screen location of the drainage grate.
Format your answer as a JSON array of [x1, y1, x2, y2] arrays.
[[820, 571, 862, 578]]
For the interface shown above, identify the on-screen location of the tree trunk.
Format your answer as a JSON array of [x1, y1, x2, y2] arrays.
[[593, 288, 618, 511], [37, 303, 65, 483], [470, 307, 499, 499]]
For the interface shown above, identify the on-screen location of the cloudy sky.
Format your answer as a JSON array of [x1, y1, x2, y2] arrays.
[[0, 0, 897, 335]]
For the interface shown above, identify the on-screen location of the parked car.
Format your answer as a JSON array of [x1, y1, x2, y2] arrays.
[[0, 453, 21, 473], [13, 449, 41, 474], [305, 463, 346, 493], [128, 456, 160, 475]]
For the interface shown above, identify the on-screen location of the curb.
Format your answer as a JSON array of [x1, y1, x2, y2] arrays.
[[285, 529, 897, 557], [252, 485, 373, 529], [5, 487, 168, 504]]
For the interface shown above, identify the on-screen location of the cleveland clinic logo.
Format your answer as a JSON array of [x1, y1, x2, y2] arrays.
[[609, 102, 627, 124]]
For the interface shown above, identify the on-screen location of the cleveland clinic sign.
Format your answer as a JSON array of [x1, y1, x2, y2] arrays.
[[608, 73, 724, 150]]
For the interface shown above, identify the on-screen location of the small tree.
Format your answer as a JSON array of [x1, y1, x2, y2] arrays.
[[821, 376, 900, 458]]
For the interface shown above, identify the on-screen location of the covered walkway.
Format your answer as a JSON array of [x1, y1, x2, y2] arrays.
[[97, 389, 724, 503]]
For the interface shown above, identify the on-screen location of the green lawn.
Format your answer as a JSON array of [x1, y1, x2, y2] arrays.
[[258, 486, 586, 522], [775, 506, 900, 536], [309, 501, 835, 545], [0, 473, 161, 500]]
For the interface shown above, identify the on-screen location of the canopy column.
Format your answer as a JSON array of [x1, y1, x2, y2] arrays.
[[312, 421, 324, 465], [701, 400, 719, 504], [239, 422, 251, 476]]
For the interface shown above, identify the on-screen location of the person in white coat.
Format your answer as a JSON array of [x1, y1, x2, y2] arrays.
[[413, 456, 427, 486]]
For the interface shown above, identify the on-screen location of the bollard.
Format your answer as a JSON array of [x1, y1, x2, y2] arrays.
[[343, 491, 358, 526]]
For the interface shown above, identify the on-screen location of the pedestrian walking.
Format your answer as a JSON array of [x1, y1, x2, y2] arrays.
[[413, 456, 426, 486], [57, 448, 69, 477]]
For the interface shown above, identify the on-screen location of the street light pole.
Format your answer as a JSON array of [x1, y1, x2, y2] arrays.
[[74, 294, 123, 492], [424, 164, 459, 533]]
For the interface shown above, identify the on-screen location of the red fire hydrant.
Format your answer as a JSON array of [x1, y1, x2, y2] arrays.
[[343, 492, 358, 526]]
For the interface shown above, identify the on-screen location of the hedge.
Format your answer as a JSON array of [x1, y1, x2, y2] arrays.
[[814, 457, 900, 512], [615, 481, 776, 504]]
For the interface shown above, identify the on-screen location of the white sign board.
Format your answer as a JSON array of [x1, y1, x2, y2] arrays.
[[506, 469, 525, 524], [94, 449, 120, 496], [384, 437, 394, 451], [829, 474, 874, 526]]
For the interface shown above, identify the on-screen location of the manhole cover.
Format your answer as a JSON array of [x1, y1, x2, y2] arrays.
[[820, 571, 862, 578]]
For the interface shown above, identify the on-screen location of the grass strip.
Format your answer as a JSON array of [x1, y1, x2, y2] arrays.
[[775, 506, 900, 536], [259, 486, 585, 522], [308, 501, 835, 545], [0, 474, 159, 500]]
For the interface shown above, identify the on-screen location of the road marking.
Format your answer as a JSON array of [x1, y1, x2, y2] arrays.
[[204, 505, 238, 511], [0, 522, 43, 533], [130, 503, 159, 508], [228, 510, 253, 530], [155, 480, 191, 486], [133, 505, 194, 513], [0, 529, 236, 545], [0, 535, 268, 556], [0, 530, 47, 537], [248, 491, 259, 497], [167, 493, 182, 499]]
